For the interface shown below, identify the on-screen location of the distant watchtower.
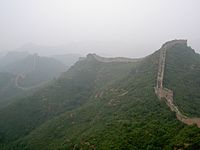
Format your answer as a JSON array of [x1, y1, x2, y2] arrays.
[[161, 39, 187, 50]]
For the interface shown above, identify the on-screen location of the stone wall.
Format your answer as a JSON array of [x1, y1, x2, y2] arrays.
[[155, 39, 200, 128], [86, 53, 140, 62]]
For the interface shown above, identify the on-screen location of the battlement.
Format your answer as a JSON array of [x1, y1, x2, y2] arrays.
[[86, 53, 139, 62], [161, 39, 187, 49]]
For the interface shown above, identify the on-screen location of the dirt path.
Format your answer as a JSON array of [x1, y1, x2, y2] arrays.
[[155, 45, 200, 128]]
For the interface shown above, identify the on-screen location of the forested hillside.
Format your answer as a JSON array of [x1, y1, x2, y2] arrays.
[[0, 52, 67, 108], [164, 44, 200, 117], [0, 41, 200, 150], [0, 72, 31, 108]]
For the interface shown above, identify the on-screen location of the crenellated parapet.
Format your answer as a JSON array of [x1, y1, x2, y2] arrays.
[[86, 53, 140, 62]]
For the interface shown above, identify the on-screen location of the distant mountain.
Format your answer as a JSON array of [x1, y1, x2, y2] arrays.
[[0, 52, 66, 85], [0, 72, 27, 108], [0, 51, 29, 69], [14, 43, 66, 56], [14, 43, 82, 57], [52, 53, 82, 67], [0, 40, 200, 150], [0, 52, 67, 108], [7, 43, 82, 67]]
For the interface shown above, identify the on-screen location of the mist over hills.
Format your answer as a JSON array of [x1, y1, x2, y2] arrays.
[[1, 43, 83, 69], [0, 51, 29, 69], [1, 0, 200, 149], [0, 51, 68, 109], [0, 40, 199, 149], [52, 53, 82, 67]]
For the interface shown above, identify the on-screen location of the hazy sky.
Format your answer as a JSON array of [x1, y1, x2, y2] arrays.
[[0, 0, 200, 57]]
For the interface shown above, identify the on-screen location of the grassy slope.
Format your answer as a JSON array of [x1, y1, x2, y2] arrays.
[[164, 44, 200, 117]]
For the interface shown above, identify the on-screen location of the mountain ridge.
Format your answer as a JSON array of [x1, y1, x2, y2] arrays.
[[0, 40, 200, 149], [0, 52, 67, 108], [155, 39, 200, 127], [86, 53, 141, 62]]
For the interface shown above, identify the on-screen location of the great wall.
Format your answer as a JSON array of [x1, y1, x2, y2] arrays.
[[15, 54, 46, 90], [13, 40, 200, 126], [86, 53, 140, 62], [155, 40, 200, 127], [83, 41, 200, 127]]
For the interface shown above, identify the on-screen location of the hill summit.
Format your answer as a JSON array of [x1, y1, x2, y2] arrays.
[[161, 39, 187, 49]]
